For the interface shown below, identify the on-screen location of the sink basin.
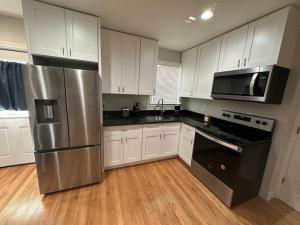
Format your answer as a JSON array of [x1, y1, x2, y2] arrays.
[[144, 115, 171, 121]]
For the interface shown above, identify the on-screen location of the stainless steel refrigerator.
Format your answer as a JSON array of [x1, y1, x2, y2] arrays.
[[22, 65, 102, 194]]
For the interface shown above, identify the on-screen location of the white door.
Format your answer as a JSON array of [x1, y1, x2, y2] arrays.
[[178, 128, 195, 166], [194, 37, 221, 99], [180, 47, 198, 97], [218, 25, 248, 72], [22, 0, 67, 57], [101, 29, 122, 94], [142, 127, 162, 160], [243, 8, 288, 68], [139, 38, 158, 95], [17, 119, 34, 164], [0, 119, 16, 167], [161, 124, 180, 157], [104, 133, 124, 168], [121, 34, 140, 94], [65, 10, 98, 62], [124, 128, 142, 163]]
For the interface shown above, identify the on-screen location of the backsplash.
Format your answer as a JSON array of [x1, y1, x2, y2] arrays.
[[102, 94, 177, 111]]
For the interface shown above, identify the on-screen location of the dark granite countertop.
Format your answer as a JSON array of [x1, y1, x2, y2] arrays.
[[103, 110, 205, 129]]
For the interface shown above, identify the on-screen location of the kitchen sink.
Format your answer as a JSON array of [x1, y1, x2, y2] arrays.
[[144, 115, 172, 121]]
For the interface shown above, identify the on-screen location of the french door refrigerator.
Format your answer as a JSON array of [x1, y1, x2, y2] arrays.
[[22, 65, 102, 194]]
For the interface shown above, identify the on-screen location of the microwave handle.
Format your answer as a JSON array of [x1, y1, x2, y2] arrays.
[[249, 73, 259, 96], [195, 130, 242, 153]]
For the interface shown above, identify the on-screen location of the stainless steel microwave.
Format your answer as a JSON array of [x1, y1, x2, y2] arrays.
[[211, 65, 289, 104]]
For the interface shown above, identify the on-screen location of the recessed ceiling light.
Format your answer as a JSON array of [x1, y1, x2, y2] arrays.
[[200, 9, 214, 20], [184, 19, 192, 24], [188, 16, 197, 21]]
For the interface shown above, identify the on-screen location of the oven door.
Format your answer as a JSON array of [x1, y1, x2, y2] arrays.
[[211, 67, 270, 102], [191, 130, 242, 190]]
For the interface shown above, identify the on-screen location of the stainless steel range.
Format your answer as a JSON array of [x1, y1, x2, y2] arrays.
[[191, 110, 275, 207], [22, 65, 102, 194]]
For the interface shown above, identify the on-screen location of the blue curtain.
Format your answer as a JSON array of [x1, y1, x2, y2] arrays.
[[0, 61, 27, 111]]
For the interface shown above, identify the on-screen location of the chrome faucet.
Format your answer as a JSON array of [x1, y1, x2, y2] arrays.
[[157, 98, 165, 115]]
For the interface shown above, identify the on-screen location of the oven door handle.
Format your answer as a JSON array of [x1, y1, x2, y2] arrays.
[[195, 130, 243, 153], [249, 73, 259, 96]]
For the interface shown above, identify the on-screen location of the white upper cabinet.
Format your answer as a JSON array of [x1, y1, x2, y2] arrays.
[[194, 37, 222, 99], [22, 0, 98, 62], [22, 0, 66, 58], [218, 25, 248, 72], [121, 34, 140, 94], [101, 29, 122, 94], [65, 10, 98, 62], [243, 7, 289, 68], [180, 47, 198, 97], [139, 38, 158, 95]]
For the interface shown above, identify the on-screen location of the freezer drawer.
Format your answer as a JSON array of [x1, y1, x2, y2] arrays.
[[35, 146, 101, 194]]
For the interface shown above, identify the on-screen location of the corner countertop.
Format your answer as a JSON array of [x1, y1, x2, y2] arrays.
[[103, 110, 205, 129]]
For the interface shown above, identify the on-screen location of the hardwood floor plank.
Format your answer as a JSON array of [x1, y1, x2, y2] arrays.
[[0, 159, 300, 225]]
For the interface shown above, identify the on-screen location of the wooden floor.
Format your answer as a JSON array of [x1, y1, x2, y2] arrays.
[[0, 159, 299, 225]]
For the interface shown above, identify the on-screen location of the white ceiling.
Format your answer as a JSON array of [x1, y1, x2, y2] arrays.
[[1, 0, 300, 51]]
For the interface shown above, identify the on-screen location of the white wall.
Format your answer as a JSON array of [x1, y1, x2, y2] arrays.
[[181, 35, 300, 200]]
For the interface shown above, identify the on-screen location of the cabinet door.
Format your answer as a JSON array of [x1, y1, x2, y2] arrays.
[[104, 133, 124, 168], [180, 47, 198, 97], [101, 29, 122, 94], [124, 128, 142, 163], [194, 37, 221, 99], [218, 25, 248, 72], [65, 10, 98, 62], [17, 118, 34, 164], [178, 127, 195, 166], [121, 34, 140, 94], [142, 127, 162, 160], [161, 124, 180, 157], [22, 0, 67, 57], [0, 119, 16, 167], [139, 38, 158, 95], [243, 8, 288, 68]]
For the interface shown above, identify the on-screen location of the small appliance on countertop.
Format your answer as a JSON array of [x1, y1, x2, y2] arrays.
[[174, 105, 181, 116], [132, 102, 140, 117], [191, 110, 275, 207], [121, 107, 130, 118]]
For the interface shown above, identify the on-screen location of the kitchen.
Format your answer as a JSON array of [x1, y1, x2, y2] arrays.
[[1, 0, 300, 224]]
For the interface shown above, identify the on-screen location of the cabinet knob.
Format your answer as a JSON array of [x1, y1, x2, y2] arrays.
[[237, 59, 241, 68]]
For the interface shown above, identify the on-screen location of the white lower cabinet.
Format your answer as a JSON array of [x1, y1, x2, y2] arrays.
[[178, 124, 195, 166], [104, 125, 142, 168], [142, 123, 180, 160], [0, 118, 34, 167]]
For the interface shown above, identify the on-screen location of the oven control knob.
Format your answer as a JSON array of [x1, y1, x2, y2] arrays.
[[262, 121, 268, 126], [220, 164, 226, 170], [256, 120, 261, 124]]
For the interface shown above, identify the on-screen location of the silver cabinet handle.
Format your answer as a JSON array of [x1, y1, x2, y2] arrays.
[[190, 139, 193, 146], [153, 88, 156, 94], [62, 47, 65, 56], [195, 129, 242, 153], [190, 91, 193, 96], [243, 58, 247, 67], [118, 86, 121, 92], [122, 86, 125, 92], [126, 136, 128, 142], [237, 59, 241, 68], [69, 49, 72, 57]]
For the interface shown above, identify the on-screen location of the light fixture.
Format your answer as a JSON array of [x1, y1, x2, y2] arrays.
[[188, 16, 197, 21], [200, 9, 214, 20]]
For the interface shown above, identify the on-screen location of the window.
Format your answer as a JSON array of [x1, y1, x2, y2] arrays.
[[151, 65, 181, 104]]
